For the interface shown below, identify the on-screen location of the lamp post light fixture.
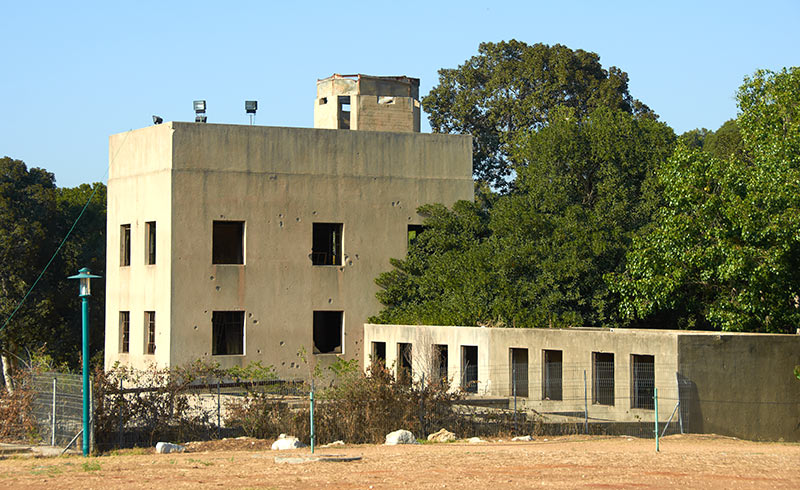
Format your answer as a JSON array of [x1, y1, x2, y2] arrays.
[[67, 267, 101, 457], [245, 100, 257, 125]]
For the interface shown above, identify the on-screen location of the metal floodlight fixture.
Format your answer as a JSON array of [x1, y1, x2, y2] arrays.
[[152, 115, 163, 125], [245, 100, 258, 114], [193, 100, 206, 114], [195, 115, 207, 123]]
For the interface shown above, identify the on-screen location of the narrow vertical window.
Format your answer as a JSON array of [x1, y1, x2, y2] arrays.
[[398, 342, 412, 385], [371, 341, 386, 364], [631, 354, 655, 409], [461, 345, 478, 393], [434, 344, 448, 387], [542, 349, 563, 400], [510, 348, 529, 398], [145, 221, 156, 265], [119, 311, 130, 354], [592, 352, 615, 405], [120, 224, 131, 266], [145, 311, 156, 355], [311, 223, 343, 266], [338, 95, 351, 129]]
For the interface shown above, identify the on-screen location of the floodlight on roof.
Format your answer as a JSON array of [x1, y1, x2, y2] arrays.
[[245, 100, 258, 125], [193, 100, 206, 114], [152, 115, 163, 125]]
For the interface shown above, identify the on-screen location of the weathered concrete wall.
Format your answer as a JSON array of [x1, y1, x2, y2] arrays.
[[105, 122, 473, 378], [105, 125, 174, 370], [677, 333, 800, 441]]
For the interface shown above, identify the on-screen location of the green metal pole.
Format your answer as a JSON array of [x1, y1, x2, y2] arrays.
[[654, 387, 659, 452], [81, 294, 90, 457], [310, 382, 315, 454]]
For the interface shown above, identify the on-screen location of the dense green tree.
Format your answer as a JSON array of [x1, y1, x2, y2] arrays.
[[422, 40, 653, 189], [371, 107, 674, 328], [608, 68, 800, 333], [0, 157, 105, 384]]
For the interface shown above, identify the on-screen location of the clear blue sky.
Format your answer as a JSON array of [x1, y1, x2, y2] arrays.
[[2, 1, 798, 187]]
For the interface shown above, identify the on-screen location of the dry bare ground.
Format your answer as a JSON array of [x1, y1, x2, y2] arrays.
[[0, 434, 798, 489]]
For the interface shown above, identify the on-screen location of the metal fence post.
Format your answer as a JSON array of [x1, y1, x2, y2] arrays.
[[675, 372, 684, 434], [51, 377, 57, 446], [310, 379, 315, 454], [583, 370, 588, 434], [217, 380, 221, 439], [654, 387, 660, 452], [117, 377, 123, 449], [512, 364, 517, 434]]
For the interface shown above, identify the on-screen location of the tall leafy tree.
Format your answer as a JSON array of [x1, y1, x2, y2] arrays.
[[608, 68, 800, 333], [0, 157, 106, 385], [423, 40, 653, 189]]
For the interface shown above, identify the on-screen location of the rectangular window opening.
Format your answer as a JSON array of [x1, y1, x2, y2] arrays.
[[592, 352, 615, 405], [312, 223, 343, 266], [371, 341, 386, 365], [145, 311, 156, 355], [212, 311, 245, 356], [461, 345, 478, 393], [119, 311, 130, 354], [313, 311, 343, 354], [434, 344, 448, 387], [631, 354, 655, 409], [398, 342, 412, 385], [120, 224, 131, 266], [145, 221, 156, 265], [407, 224, 425, 248], [542, 349, 563, 401], [510, 348, 529, 398], [213, 221, 244, 264], [338, 95, 351, 129]]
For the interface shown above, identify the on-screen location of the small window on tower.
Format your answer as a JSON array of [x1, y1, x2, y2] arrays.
[[145, 221, 156, 265], [311, 223, 343, 266], [213, 221, 245, 264]]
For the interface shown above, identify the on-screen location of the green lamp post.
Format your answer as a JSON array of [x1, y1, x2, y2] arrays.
[[68, 267, 101, 456]]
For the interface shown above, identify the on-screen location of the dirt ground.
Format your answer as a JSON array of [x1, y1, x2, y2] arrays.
[[0, 434, 798, 489]]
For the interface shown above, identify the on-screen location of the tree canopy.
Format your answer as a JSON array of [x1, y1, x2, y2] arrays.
[[608, 68, 800, 333], [422, 40, 653, 189], [0, 156, 106, 372]]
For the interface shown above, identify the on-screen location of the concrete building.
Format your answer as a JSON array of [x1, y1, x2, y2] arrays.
[[104, 74, 473, 376], [364, 324, 800, 441]]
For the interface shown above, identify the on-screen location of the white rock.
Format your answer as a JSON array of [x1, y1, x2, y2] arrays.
[[468, 437, 485, 443], [271, 434, 306, 450], [385, 429, 418, 445], [512, 435, 532, 442], [321, 440, 345, 448], [155, 442, 186, 454], [427, 428, 456, 443]]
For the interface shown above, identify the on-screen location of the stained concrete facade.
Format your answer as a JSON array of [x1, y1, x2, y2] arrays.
[[314, 74, 421, 133], [364, 324, 800, 441], [104, 80, 473, 375]]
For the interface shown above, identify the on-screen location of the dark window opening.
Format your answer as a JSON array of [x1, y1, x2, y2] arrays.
[[542, 349, 563, 400], [338, 95, 351, 129], [371, 341, 386, 365], [398, 342, 412, 385], [510, 348, 529, 398], [120, 311, 130, 354], [145, 311, 156, 355], [213, 221, 244, 264], [212, 311, 244, 355], [120, 224, 131, 266], [145, 221, 156, 265], [313, 311, 343, 354], [461, 345, 478, 393], [592, 352, 615, 405], [319, 97, 327, 105], [631, 354, 655, 409], [434, 344, 448, 386], [407, 224, 426, 248], [312, 223, 342, 265]]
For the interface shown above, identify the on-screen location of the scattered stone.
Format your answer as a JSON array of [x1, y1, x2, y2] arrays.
[[155, 442, 186, 454], [271, 434, 306, 450], [427, 428, 456, 443], [512, 435, 532, 442], [467, 437, 485, 444], [321, 440, 345, 448], [385, 429, 418, 445]]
